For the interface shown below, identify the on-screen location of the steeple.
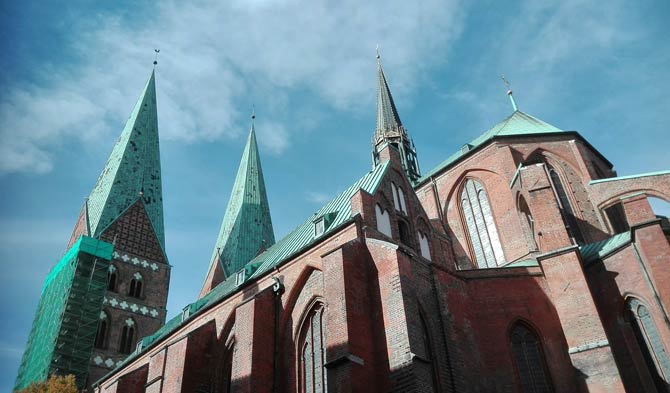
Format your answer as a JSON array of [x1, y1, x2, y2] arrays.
[[76, 70, 165, 251], [375, 54, 404, 140], [199, 116, 275, 297], [372, 53, 421, 182]]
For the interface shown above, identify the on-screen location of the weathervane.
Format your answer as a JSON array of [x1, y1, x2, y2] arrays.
[[153, 49, 160, 66], [501, 74, 518, 111]]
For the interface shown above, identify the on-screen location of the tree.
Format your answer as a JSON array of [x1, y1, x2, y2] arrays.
[[17, 374, 79, 393]]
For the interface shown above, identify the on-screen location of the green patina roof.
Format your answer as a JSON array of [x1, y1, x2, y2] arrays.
[[579, 231, 632, 264], [105, 161, 391, 372], [417, 111, 564, 184], [504, 259, 539, 268], [207, 123, 275, 278], [375, 58, 403, 139], [589, 170, 670, 185], [86, 71, 165, 250]]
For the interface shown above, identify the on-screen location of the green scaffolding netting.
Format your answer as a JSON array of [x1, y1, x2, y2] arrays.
[[15, 236, 113, 391]]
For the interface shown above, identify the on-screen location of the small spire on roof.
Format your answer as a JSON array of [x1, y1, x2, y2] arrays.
[[153, 49, 160, 66], [501, 74, 518, 112]]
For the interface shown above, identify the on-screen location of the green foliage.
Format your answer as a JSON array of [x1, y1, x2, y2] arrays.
[[17, 374, 79, 393]]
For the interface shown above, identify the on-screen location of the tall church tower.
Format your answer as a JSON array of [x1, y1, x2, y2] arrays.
[[372, 54, 421, 182], [15, 69, 170, 391], [199, 116, 275, 297]]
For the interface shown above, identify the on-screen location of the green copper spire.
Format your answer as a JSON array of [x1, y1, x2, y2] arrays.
[[372, 53, 421, 181], [85, 70, 165, 250], [201, 118, 275, 295]]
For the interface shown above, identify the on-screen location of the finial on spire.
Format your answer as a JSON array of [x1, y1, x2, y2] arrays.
[[501, 74, 518, 111], [376, 44, 381, 63], [251, 105, 256, 120], [153, 49, 160, 66]]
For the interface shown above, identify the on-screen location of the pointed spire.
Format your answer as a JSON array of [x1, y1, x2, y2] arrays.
[[372, 51, 421, 182], [83, 70, 165, 250], [200, 113, 275, 296], [375, 53, 404, 139]]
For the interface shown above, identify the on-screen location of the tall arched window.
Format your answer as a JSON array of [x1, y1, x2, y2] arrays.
[[547, 165, 584, 244], [94, 311, 109, 349], [128, 272, 143, 298], [518, 196, 538, 251], [298, 302, 326, 393], [510, 322, 553, 393], [461, 179, 505, 268], [628, 298, 670, 387], [419, 314, 438, 392], [120, 318, 136, 354], [219, 341, 234, 393], [107, 265, 117, 292]]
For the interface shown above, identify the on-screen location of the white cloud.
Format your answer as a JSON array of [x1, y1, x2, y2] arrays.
[[255, 120, 289, 155], [304, 190, 330, 204], [0, 0, 466, 175], [462, 0, 649, 114]]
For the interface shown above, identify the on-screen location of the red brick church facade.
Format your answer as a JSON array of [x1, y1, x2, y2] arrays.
[[93, 62, 670, 393]]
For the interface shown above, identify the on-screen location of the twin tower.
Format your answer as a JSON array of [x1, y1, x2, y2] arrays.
[[16, 57, 416, 390]]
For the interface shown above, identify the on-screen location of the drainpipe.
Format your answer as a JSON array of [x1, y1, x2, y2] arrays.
[[272, 275, 285, 393]]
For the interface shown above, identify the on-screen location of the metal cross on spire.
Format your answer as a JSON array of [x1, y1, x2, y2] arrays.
[[153, 49, 160, 66], [501, 74, 518, 112]]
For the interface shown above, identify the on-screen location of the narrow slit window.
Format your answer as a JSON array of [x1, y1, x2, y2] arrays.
[[548, 166, 584, 244], [119, 319, 136, 354]]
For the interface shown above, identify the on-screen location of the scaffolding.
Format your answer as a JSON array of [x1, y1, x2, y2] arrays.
[[15, 236, 113, 391]]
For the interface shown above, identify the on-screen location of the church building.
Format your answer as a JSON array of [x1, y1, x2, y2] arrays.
[[17, 54, 670, 393], [15, 71, 170, 392]]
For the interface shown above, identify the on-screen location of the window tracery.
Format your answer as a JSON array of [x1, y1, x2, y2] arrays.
[[460, 179, 504, 268]]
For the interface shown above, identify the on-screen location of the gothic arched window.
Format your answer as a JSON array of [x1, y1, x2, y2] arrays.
[[419, 314, 438, 392], [398, 219, 411, 246], [547, 165, 584, 244], [128, 272, 143, 298], [120, 318, 136, 354], [510, 322, 553, 393], [298, 302, 326, 393], [417, 231, 431, 260], [219, 341, 234, 393], [94, 311, 109, 349], [376, 204, 392, 237], [518, 196, 538, 251], [460, 179, 504, 268], [107, 265, 117, 292], [628, 298, 670, 386]]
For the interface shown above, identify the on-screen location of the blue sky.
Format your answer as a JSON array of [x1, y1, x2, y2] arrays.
[[1, 0, 669, 390]]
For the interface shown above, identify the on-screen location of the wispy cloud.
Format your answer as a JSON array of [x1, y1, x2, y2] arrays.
[[304, 191, 330, 204], [0, 0, 466, 175], [255, 121, 290, 155]]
